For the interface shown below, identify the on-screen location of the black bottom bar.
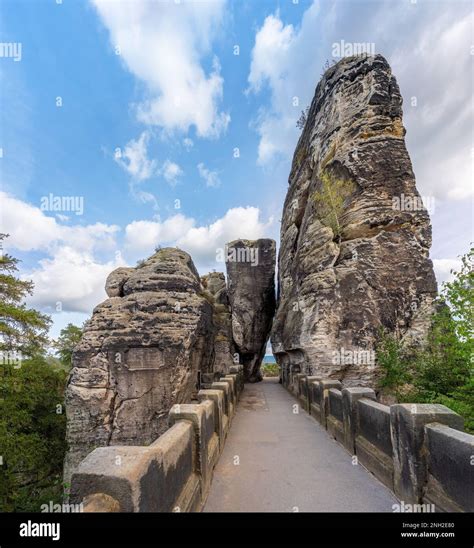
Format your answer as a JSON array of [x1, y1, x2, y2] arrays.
[[0, 512, 472, 546]]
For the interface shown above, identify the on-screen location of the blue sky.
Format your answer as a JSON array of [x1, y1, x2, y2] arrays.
[[0, 0, 472, 339]]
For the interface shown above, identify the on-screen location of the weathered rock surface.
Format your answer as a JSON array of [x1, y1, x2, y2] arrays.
[[201, 272, 236, 379], [271, 54, 437, 387], [64, 248, 215, 483], [226, 239, 276, 382]]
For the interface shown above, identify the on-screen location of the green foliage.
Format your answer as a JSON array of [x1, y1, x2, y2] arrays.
[[376, 331, 412, 399], [442, 247, 473, 353], [261, 362, 279, 377], [312, 170, 355, 241], [376, 246, 474, 432], [53, 323, 83, 368], [0, 356, 67, 511], [411, 303, 470, 397], [0, 237, 67, 511], [0, 234, 51, 356]]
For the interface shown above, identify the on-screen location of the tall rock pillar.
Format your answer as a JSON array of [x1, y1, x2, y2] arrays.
[[226, 239, 276, 382], [271, 54, 437, 387]]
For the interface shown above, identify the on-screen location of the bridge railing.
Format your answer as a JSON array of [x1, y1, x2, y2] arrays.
[[284, 371, 474, 512], [69, 365, 244, 512]]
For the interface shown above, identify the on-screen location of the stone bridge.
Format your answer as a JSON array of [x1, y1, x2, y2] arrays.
[[70, 366, 473, 513], [67, 54, 473, 514]]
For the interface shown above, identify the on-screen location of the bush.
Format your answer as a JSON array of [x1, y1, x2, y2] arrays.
[[0, 356, 67, 511]]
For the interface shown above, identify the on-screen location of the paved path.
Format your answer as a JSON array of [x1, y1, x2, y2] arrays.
[[204, 378, 398, 512]]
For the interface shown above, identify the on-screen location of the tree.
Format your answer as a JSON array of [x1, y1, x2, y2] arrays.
[[296, 106, 309, 130], [0, 234, 51, 357], [54, 323, 83, 368], [0, 355, 67, 511], [442, 247, 473, 355], [376, 246, 474, 432], [312, 170, 355, 241], [0, 235, 66, 510]]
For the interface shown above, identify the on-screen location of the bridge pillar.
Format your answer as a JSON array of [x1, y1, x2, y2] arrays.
[[390, 403, 464, 503], [302, 376, 321, 413], [318, 380, 342, 429], [169, 401, 218, 498], [342, 387, 376, 454]]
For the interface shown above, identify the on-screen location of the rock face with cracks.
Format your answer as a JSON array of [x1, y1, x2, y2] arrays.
[[64, 248, 215, 483], [226, 239, 277, 382], [271, 54, 437, 387], [201, 272, 236, 378]]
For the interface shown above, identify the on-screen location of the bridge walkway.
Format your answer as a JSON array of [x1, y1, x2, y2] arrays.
[[204, 377, 397, 512]]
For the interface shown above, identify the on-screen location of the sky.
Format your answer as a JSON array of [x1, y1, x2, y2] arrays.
[[0, 0, 472, 339]]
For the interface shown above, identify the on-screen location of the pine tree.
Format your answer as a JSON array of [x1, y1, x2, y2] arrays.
[[0, 233, 51, 357], [54, 323, 83, 368]]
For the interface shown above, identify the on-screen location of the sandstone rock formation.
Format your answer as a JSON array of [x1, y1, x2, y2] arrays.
[[271, 54, 437, 387], [201, 272, 236, 379], [226, 239, 276, 382], [64, 248, 215, 483]]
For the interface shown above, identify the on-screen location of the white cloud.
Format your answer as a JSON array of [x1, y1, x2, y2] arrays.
[[0, 192, 124, 314], [247, 3, 321, 165], [115, 131, 157, 181], [161, 159, 183, 185], [197, 162, 221, 188], [247, 1, 473, 203], [124, 214, 195, 256], [390, 9, 473, 201], [24, 246, 126, 314], [92, 0, 230, 138], [124, 206, 274, 271], [0, 191, 119, 253], [176, 206, 273, 268], [1, 192, 273, 312], [433, 258, 462, 288]]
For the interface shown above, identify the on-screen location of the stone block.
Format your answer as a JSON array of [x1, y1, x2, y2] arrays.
[[355, 399, 393, 489], [211, 381, 232, 429], [424, 423, 474, 512], [342, 387, 376, 454], [390, 403, 464, 503], [327, 389, 344, 444], [197, 389, 226, 450], [309, 380, 322, 421], [318, 380, 342, 428], [70, 421, 201, 512], [169, 401, 218, 495]]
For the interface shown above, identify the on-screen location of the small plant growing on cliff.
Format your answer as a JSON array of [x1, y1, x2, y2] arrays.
[[296, 106, 309, 130], [312, 171, 355, 242]]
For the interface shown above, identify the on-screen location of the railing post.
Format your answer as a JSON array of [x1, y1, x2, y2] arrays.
[[319, 380, 342, 429], [342, 387, 376, 454], [390, 403, 464, 503]]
